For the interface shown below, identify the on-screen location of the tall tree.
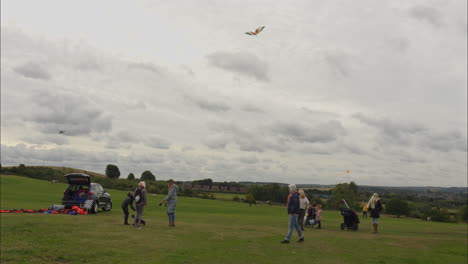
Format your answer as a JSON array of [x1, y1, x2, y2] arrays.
[[127, 173, 135, 180], [385, 199, 410, 218], [327, 182, 360, 209], [141, 171, 156, 181], [105, 164, 120, 179]]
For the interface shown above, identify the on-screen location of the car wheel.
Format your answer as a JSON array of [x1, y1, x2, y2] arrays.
[[103, 201, 112, 211], [90, 200, 98, 214], [340, 223, 345, 230]]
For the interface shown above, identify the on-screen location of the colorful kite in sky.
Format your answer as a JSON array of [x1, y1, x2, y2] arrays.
[[245, 26, 265, 36]]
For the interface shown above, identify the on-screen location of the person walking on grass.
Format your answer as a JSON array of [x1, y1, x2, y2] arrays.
[[298, 190, 309, 231], [132, 181, 147, 229], [367, 193, 383, 234], [362, 201, 368, 219], [160, 179, 179, 227], [121, 191, 135, 225], [281, 184, 304, 244]]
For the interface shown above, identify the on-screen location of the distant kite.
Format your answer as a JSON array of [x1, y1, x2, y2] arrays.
[[345, 170, 350, 174], [59, 130, 65, 134], [245, 26, 265, 36]]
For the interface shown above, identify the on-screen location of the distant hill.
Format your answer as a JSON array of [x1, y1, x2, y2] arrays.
[[1, 165, 106, 178]]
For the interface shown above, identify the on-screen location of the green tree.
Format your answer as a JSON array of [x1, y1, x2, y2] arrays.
[[105, 164, 120, 179], [327, 182, 359, 209], [245, 193, 255, 203], [385, 199, 410, 217], [127, 173, 135, 180], [140, 171, 156, 181], [459, 205, 468, 222]]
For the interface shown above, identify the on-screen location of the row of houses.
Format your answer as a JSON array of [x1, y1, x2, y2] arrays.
[[183, 184, 248, 194]]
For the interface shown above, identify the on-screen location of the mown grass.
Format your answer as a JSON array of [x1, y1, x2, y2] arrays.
[[1, 174, 467, 264]]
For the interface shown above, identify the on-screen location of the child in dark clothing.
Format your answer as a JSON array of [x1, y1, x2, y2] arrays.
[[121, 192, 135, 225], [305, 204, 316, 227]]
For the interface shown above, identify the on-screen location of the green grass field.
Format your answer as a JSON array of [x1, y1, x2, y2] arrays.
[[1, 175, 467, 264]]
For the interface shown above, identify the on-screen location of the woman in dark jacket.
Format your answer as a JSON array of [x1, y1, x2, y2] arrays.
[[280, 184, 304, 243], [367, 193, 383, 234]]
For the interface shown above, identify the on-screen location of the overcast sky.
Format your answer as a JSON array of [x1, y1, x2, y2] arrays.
[[1, 0, 466, 187]]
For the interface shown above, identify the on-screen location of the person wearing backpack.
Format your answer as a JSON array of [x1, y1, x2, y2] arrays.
[[132, 181, 147, 229]]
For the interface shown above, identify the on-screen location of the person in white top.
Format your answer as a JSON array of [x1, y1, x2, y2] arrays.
[[298, 190, 309, 231]]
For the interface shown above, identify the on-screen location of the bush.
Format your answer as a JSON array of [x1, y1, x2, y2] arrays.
[[233, 195, 240, 202], [209, 194, 216, 200], [459, 205, 468, 222], [423, 208, 451, 222]]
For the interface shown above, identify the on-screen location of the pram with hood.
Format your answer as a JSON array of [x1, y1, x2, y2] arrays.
[[340, 199, 359, 231]]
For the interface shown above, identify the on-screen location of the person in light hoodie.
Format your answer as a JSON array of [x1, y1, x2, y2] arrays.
[[160, 179, 179, 227]]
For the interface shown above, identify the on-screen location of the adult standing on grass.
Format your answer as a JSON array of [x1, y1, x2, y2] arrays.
[[281, 184, 304, 243], [298, 190, 309, 231], [133, 181, 147, 229], [160, 179, 179, 227], [367, 193, 383, 234], [362, 201, 368, 219]]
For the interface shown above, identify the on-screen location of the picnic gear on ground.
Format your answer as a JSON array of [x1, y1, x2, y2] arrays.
[[1, 206, 87, 215]]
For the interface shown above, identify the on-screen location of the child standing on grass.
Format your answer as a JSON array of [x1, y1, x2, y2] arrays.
[[121, 191, 135, 225], [314, 204, 323, 229]]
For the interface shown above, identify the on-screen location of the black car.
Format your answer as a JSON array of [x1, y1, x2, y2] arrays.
[[62, 173, 112, 214]]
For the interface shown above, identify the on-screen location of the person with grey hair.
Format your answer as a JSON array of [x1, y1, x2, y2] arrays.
[[132, 181, 147, 229], [281, 184, 304, 243]]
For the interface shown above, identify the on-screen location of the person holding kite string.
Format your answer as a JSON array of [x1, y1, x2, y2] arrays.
[[367, 193, 382, 234], [159, 179, 179, 227], [132, 181, 147, 229]]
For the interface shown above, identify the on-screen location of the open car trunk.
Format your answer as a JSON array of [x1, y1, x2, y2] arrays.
[[63, 173, 92, 208]]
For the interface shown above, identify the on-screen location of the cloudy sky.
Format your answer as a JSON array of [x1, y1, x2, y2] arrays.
[[1, 0, 466, 187]]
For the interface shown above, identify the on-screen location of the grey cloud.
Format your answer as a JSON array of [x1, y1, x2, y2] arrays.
[[353, 112, 426, 144], [146, 136, 171, 149], [272, 120, 346, 144], [353, 113, 467, 153], [324, 53, 352, 77], [128, 62, 161, 73], [21, 134, 69, 146], [206, 51, 269, 81], [424, 131, 467, 153], [203, 133, 231, 149], [241, 105, 265, 113], [27, 91, 112, 136], [239, 155, 259, 164], [301, 107, 340, 118], [186, 96, 231, 112], [410, 5, 443, 27], [13, 62, 51, 80]]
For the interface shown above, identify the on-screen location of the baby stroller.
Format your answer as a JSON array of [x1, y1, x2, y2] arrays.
[[340, 199, 359, 231]]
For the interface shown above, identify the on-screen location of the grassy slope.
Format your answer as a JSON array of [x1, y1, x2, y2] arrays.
[[1, 175, 467, 264]]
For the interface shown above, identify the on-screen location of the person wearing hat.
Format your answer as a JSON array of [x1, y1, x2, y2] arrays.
[[159, 179, 179, 227]]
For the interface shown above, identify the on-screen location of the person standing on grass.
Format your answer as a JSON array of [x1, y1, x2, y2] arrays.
[[298, 190, 309, 231], [160, 179, 179, 227], [362, 201, 368, 219], [314, 204, 323, 229], [132, 181, 147, 229], [367, 193, 383, 234], [281, 184, 304, 243], [121, 191, 135, 225]]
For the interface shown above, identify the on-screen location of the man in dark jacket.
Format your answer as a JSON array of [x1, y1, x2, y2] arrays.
[[281, 184, 304, 243], [121, 191, 135, 225]]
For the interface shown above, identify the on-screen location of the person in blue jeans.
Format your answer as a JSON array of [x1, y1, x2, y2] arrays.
[[281, 184, 304, 243]]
